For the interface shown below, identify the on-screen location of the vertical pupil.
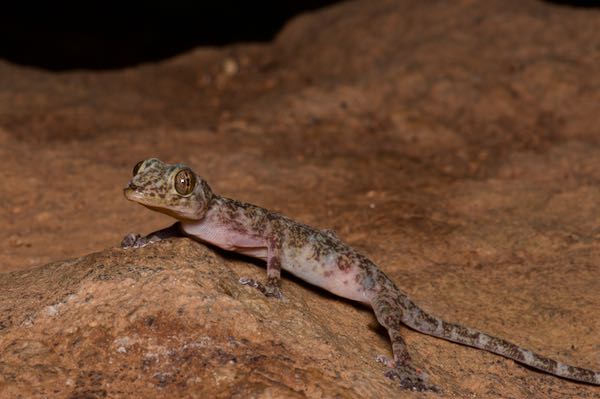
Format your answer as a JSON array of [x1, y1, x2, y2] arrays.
[[175, 169, 195, 194]]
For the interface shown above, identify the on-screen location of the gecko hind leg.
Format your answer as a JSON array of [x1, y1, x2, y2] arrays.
[[372, 295, 440, 393], [381, 330, 440, 393]]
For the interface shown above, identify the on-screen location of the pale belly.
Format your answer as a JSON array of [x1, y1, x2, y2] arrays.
[[182, 220, 371, 304], [281, 245, 370, 304], [181, 221, 268, 261]]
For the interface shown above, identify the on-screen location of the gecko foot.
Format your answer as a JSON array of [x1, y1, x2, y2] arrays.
[[121, 233, 155, 249], [239, 277, 283, 299], [381, 360, 440, 393], [376, 355, 395, 368]]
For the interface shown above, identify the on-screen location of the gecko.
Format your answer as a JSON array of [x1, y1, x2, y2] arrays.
[[121, 158, 600, 392]]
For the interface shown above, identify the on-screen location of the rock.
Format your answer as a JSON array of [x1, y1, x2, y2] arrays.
[[0, 0, 599, 397], [1, 237, 598, 398], [0, 239, 394, 398]]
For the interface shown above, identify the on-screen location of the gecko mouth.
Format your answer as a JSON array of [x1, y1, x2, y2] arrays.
[[123, 185, 142, 202], [123, 186, 171, 213]]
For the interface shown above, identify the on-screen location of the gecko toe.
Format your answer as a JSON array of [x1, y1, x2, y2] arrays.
[[264, 286, 283, 299], [239, 277, 283, 299], [121, 233, 142, 248], [239, 277, 258, 287], [375, 355, 394, 368], [121, 233, 157, 248], [384, 365, 441, 393]]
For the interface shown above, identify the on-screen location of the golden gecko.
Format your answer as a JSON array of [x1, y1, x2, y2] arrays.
[[121, 158, 600, 392]]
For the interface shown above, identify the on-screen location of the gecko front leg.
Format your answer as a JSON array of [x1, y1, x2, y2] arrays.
[[239, 236, 283, 299], [121, 222, 183, 248]]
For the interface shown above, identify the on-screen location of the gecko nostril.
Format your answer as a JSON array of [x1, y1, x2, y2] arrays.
[[128, 181, 139, 190]]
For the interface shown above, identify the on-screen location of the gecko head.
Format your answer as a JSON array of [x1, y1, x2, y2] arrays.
[[124, 158, 214, 221]]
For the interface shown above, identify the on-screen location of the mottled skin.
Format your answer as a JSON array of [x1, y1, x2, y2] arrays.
[[122, 159, 600, 391]]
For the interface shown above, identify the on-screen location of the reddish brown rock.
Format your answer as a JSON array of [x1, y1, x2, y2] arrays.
[[0, 240, 396, 398], [0, 0, 599, 397]]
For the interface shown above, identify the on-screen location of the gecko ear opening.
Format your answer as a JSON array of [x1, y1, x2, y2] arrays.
[[174, 168, 196, 196]]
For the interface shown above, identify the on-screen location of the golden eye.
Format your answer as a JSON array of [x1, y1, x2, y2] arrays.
[[132, 160, 144, 176], [174, 168, 196, 195]]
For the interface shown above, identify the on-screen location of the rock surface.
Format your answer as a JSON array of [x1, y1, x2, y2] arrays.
[[1, 0, 599, 397], [0, 241, 390, 398]]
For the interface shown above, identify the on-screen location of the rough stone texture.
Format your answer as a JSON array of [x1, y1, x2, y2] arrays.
[[0, 241, 388, 398], [0, 0, 599, 397]]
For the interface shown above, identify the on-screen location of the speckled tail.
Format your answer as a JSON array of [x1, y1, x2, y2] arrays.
[[397, 293, 600, 385]]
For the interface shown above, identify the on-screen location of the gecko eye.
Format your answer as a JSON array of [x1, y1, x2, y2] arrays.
[[132, 160, 144, 176], [174, 168, 196, 196]]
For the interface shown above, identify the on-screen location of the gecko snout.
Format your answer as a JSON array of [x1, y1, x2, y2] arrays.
[[123, 181, 140, 196]]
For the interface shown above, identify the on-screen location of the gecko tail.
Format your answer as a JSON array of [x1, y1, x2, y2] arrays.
[[398, 295, 600, 385]]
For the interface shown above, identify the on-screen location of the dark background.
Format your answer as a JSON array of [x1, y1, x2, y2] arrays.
[[1, 1, 598, 71], [0, 1, 342, 71]]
